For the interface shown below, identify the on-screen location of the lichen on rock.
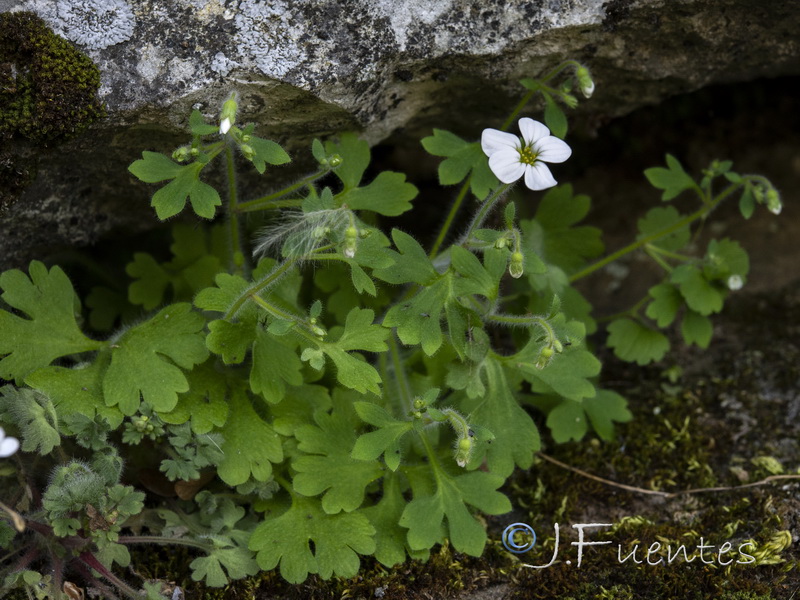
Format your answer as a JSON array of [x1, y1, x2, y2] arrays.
[[35, 0, 135, 50], [0, 11, 105, 144]]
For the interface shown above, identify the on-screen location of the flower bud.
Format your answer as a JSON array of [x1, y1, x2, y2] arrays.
[[172, 146, 191, 162], [509, 251, 524, 279], [455, 437, 473, 468], [766, 188, 782, 215], [535, 346, 554, 369], [219, 92, 238, 134], [343, 226, 358, 258], [576, 65, 595, 98], [240, 144, 255, 160], [495, 237, 508, 249], [727, 275, 744, 291], [328, 154, 343, 168]]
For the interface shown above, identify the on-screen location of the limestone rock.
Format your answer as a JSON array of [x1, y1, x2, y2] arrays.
[[1, 0, 799, 269]]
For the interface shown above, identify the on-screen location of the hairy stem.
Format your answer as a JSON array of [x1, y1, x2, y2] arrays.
[[460, 184, 510, 246], [223, 258, 298, 319], [236, 169, 329, 213]]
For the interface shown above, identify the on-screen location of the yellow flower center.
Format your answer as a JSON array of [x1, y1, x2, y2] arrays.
[[518, 145, 538, 165]]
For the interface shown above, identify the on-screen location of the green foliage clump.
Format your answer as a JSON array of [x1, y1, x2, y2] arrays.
[[0, 11, 104, 144], [0, 65, 784, 598]]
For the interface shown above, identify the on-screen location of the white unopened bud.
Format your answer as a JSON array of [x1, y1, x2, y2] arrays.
[[766, 189, 782, 215], [219, 117, 232, 135], [576, 65, 595, 99], [727, 275, 744, 291], [509, 251, 524, 279]]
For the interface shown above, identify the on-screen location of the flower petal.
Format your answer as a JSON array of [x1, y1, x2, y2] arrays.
[[481, 128, 520, 156], [518, 118, 550, 145], [489, 150, 526, 183], [534, 136, 572, 164], [524, 162, 557, 190], [0, 435, 19, 458]]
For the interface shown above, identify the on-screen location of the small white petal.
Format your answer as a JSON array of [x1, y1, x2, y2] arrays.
[[481, 128, 520, 156], [219, 117, 231, 134], [524, 162, 557, 190], [489, 151, 526, 183], [534, 136, 572, 164], [0, 434, 19, 458], [518, 118, 550, 145]]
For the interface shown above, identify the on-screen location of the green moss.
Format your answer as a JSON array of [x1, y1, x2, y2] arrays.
[[0, 11, 104, 145]]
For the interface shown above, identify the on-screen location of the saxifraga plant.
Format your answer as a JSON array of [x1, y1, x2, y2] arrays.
[[0, 61, 782, 598]]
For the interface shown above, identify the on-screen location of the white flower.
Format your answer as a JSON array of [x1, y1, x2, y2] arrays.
[[219, 117, 232, 135], [0, 426, 19, 458], [481, 118, 572, 191]]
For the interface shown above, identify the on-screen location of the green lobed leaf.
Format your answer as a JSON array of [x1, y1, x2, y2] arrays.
[[546, 399, 587, 443], [149, 162, 221, 220], [383, 277, 449, 356], [248, 135, 291, 174], [251, 327, 304, 403], [206, 319, 254, 364], [333, 308, 390, 353], [421, 130, 498, 199], [326, 133, 370, 190], [681, 309, 713, 348], [25, 358, 124, 430], [102, 303, 209, 415], [351, 402, 413, 470], [128, 151, 183, 183], [318, 345, 382, 395], [293, 409, 383, 513], [373, 229, 438, 285], [521, 348, 600, 402], [644, 154, 696, 201], [159, 360, 229, 434], [190, 546, 259, 588], [400, 467, 511, 556], [607, 318, 670, 365], [583, 389, 632, 441], [362, 473, 419, 567], [189, 109, 219, 136], [339, 171, 418, 217], [670, 265, 724, 316], [460, 358, 540, 477], [217, 384, 283, 485], [126, 253, 170, 310], [249, 495, 376, 583], [0, 262, 104, 382], [705, 238, 749, 279], [645, 283, 683, 327]]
